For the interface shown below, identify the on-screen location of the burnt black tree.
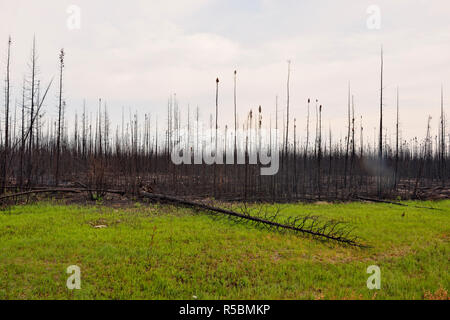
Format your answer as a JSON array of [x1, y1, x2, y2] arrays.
[[2, 36, 12, 193], [55, 48, 64, 186]]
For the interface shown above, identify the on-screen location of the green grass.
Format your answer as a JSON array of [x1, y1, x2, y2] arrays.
[[0, 200, 448, 300]]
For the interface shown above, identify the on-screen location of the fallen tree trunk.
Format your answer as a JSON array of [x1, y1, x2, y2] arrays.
[[0, 188, 82, 201], [140, 191, 365, 247], [355, 196, 408, 206], [0, 187, 365, 247], [0, 188, 125, 201], [354, 196, 442, 211]]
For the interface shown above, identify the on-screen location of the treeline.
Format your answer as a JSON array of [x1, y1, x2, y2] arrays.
[[0, 37, 448, 201]]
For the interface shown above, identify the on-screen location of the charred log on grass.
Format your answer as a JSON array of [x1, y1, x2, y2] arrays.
[[0, 187, 364, 247], [139, 191, 365, 247]]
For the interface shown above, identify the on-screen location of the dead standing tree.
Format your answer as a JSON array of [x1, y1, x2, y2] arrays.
[[234, 70, 237, 163], [27, 37, 38, 187], [214, 78, 219, 198], [285, 61, 291, 157], [440, 86, 446, 186], [378, 46, 384, 196], [317, 105, 322, 199], [285, 61, 291, 198], [344, 83, 351, 189], [55, 48, 64, 186], [394, 87, 400, 189], [349, 96, 356, 191], [2, 36, 12, 193], [413, 116, 432, 197], [304, 98, 310, 193]]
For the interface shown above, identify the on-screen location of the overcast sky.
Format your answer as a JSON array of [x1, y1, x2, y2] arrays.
[[0, 0, 449, 142]]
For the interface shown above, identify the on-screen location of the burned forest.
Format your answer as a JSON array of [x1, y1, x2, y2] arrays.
[[1, 1, 450, 303], [0, 38, 448, 203]]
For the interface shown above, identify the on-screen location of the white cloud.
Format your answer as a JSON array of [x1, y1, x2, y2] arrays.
[[0, 0, 448, 142]]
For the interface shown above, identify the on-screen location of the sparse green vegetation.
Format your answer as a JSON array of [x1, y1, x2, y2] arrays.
[[0, 200, 448, 300]]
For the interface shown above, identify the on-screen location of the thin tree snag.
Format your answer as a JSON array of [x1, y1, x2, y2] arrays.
[[2, 36, 12, 194], [378, 46, 384, 197], [139, 191, 365, 247], [55, 48, 65, 186], [344, 82, 351, 189]]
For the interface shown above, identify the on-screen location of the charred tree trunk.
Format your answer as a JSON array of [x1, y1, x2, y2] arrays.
[[2, 36, 11, 193], [55, 49, 64, 186]]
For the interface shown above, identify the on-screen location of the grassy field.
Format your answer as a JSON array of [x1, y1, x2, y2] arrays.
[[0, 200, 448, 300]]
